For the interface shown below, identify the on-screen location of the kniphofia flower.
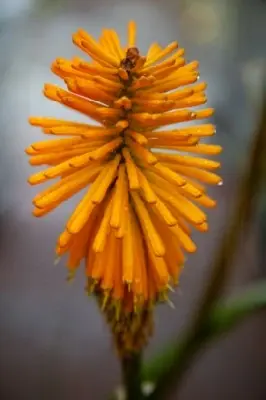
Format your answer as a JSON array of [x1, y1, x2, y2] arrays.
[[26, 21, 222, 352]]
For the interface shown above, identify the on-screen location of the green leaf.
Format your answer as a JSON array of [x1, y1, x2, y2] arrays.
[[143, 282, 266, 388], [207, 281, 266, 333]]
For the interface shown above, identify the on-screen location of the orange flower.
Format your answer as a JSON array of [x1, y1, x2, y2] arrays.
[[26, 21, 222, 315]]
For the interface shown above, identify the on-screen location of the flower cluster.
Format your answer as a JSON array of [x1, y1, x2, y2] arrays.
[[26, 21, 221, 322]]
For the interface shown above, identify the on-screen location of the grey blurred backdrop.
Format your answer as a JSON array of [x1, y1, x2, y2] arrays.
[[0, 0, 266, 399]]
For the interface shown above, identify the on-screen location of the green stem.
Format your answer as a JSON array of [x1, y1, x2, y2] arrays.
[[122, 352, 143, 400]]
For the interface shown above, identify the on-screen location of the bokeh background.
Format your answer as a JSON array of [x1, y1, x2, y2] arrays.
[[0, 0, 266, 399]]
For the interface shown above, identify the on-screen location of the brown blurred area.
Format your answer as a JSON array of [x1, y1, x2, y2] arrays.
[[0, 0, 266, 399]]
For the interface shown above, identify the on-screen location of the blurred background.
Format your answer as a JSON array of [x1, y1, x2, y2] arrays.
[[0, 0, 266, 399]]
